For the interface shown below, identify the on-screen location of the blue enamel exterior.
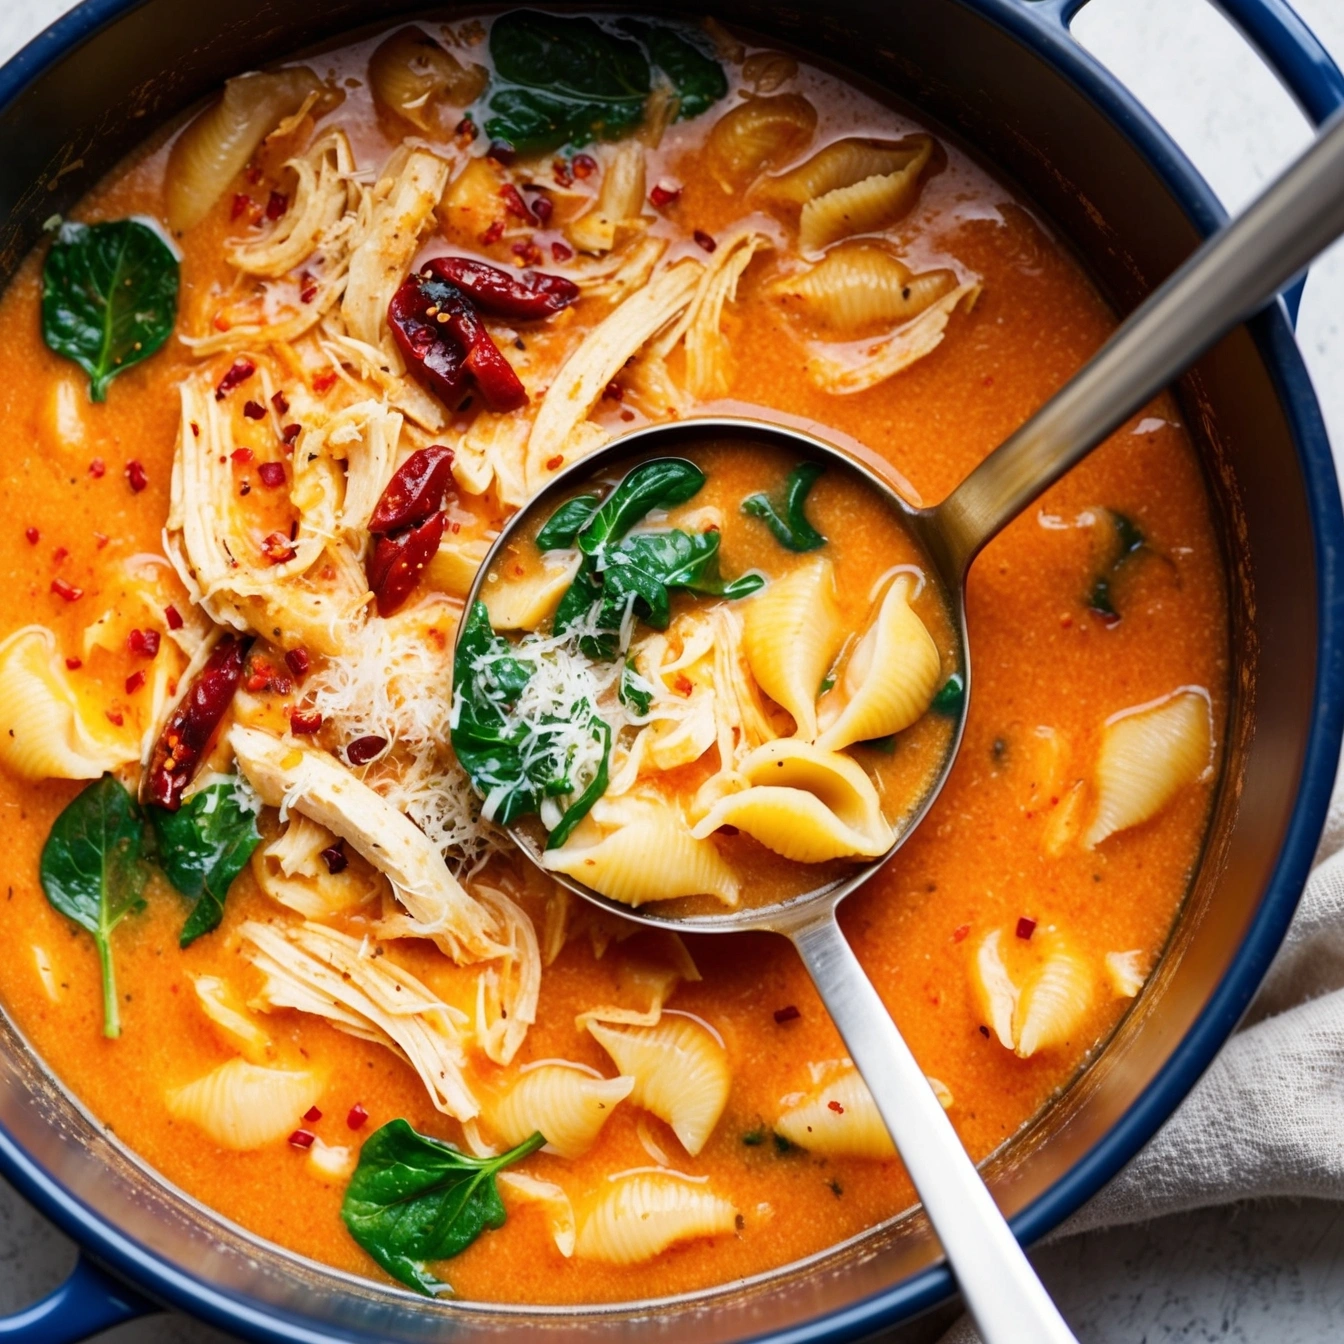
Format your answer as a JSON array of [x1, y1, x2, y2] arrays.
[[0, 1, 1340, 1340]]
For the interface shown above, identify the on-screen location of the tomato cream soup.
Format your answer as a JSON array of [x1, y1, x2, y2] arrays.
[[0, 11, 1224, 1303]]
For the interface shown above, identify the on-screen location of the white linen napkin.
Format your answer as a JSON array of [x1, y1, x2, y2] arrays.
[[937, 763, 1344, 1343]]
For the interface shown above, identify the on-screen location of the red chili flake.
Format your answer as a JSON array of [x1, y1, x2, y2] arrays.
[[52, 547, 68, 566], [545, 454, 564, 471], [649, 180, 681, 208], [24, 527, 38, 545], [478, 219, 505, 246], [312, 370, 338, 395], [551, 240, 573, 262], [245, 659, 274, 693], [346, 735, 388, 766], [455, 117, 478, 142], [230, 193, 252, 221], [284, 647, 310, 679], [287, 1130, 316, 1151], [979, 1024, 991, 1038], [347, 1103, 369, 1130], [1016, 916, 1037, 941], [245, 164, 263, 185], [827, 1100, 845, 1114], [271, 390, 289, 415], [552, 158, 574, 188], [289, 708, 323, 735], [528, 191, 554, 224], [262, 532, 297, 564], [239, 481, 251, 497], [125, 460, 148, 493], [320, 842, 348, 874], [125, 670, 146, 695], [282, 423, 302, 446], [265, 190, 289, 221], [50, 578, 82, 602], [773, 1005, 801, 1024], [952, 923, 970, 943], [231, 448, 254, 466], [511, 239, 543, 267], [693, 229, 717, 253], [88, 458, 106, 478], [303, 1106, 322, 1123], [94, 533, 108, 549], [106, 709, 124, 727], [128, 628, 160, 659], [487, 140, 517, 165], [499, 183, 532, 219], [299, 281, 319, 305], [242, 399, 266, 420], [215, 358, 256, 400], [164, 605, 184, 631], [602, 380, 623, 402], [572, 153, 597, 179], [258, 462, 286, 489], [190, 422, 200, 438], [65, 657, 82, 671]]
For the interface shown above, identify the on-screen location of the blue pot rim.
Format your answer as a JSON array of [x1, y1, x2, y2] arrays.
[[0, 1, 1339, 1341]]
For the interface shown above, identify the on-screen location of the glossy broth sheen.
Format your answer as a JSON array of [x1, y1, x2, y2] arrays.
[[0, 15, 1225, 1304]]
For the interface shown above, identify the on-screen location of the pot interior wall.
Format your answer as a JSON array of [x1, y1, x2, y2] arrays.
[[0, 2, 1317, 1339]]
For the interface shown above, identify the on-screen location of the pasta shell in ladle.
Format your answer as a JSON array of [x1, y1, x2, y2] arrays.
[[742, 556, 845, 741], [815, 574, 941, 752]]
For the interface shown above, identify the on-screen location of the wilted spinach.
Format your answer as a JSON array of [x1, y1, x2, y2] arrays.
[[342, 1119, 545, 1295], [149, 777, 261, 948], [39, 774, 148, 1038], [1086, 510, 1145, 622], [616, 18, 728, 119], [577, 458, 706, 554], [534, 494, 599, 550], [931, 671, 966, 718], [42, 218, 179, 402], [741, 461, 828, 552]]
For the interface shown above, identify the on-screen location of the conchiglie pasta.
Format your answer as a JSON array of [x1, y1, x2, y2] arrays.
[[488, 1065, 634, 1159], [587, 1015, 730, 1155], [574, 1173, 737, 1264], [704, 94, 818, 189], [1105, 949, 1147, 998], [367, 26, 487, 133], [542, 797, 740, 908], [1085, 688, 1214, 848], [815, 574, 941, 752], [165, 1059, 322, 1150], [0, 625, 139, 780], [769, 240, 957, 333], [774, 1064, 895, 1159], [166, 68, 328, 233], [741, 556, 845, 740], [192, 975, 271, 1063]]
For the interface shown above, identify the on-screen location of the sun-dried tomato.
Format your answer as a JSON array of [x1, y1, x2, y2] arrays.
[[369, 447, 455, 534], [144, 635, 251, 810], [345, 735, 388, 765], [367, 512, 445, 617], [289, 708, 323, 735], [242, 400, 266, 420], [420, 255, 578, 322], [266, 190, 289, 221]]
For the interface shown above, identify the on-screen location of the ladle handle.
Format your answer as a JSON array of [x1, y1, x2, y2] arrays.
[[932, 105, 1344, 574], [792, 916, 1077, 1344]]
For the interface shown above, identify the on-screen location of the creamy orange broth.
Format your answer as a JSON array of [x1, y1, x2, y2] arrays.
[[0, 15, 1225, 1304]]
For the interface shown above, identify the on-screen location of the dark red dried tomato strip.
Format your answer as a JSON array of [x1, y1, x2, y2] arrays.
[[387, 280, 471, 409], [144, 635, 252, 810], [423, 256, 579, 321], [368, 512, 445, 617], [368, 447, 455, 535]]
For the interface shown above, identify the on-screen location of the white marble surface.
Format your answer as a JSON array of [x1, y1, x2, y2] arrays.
[[1, 1, 1342, 1340]]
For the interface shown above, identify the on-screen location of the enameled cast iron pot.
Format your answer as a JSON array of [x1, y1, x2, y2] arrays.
[[0, 1, 1341, 1340]]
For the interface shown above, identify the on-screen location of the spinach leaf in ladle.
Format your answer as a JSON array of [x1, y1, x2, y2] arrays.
[[742, 461, 828, 552], [341, 1119, 545, 1295], [42, 218, 179, 402]]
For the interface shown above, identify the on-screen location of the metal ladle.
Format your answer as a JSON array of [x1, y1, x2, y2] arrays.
[[462, 108, 1344, 1344]]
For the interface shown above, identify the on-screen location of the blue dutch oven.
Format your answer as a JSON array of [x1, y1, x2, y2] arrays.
[[0, 1, 1341, 1340]]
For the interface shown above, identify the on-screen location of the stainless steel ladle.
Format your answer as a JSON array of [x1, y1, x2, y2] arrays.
[[461, 108, 1344, 1344]]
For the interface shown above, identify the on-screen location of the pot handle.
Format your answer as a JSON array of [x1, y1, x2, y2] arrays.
[[1051, 0, 1344, 325], [0, 1253, 155, 1342]]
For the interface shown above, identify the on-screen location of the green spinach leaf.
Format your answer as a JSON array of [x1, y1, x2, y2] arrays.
[[150, 778, 261, 948], [617, 19, 728, 119], [535, 494, 599, 551], [619, 658, 653, 716], [931, 671, 965, 718], [42, 219, 179, 402], [1086, 510, 1145, 622], [742, 461, 828, 552], [39, 774, 148, 1038], [342, 1119, 545, 1295], [546, 718, 611, 850], [577, 458, 706, 555]]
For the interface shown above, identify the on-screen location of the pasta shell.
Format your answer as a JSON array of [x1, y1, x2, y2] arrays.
[[0, 625, 138, 780], [1105, 949, 1147, 999], [482, 551, 583, 632], [763, 136, 932, 208], [774, 1064, 895, 1159], [815, 575, 941, 752], [575, 1173, 737, 1264], [704, 94, 818, 189], [970, 929, 1019, 1049], [1013, 934, 1095, 1059], [368, 26, 487, 133], [742, 557, 845, 741], [568, 142, 649, 255], [489, 1065, 634, 1159], [192, 975, 271, 1063], [165, 1059, 322, 1150], [543, 797, 740, 908], [166, 68, 327, 232], [498, 1171, 576, 1258], [768, 240, 957, 333], [1085, 688, 1214, 847], [587, 1015, 730, 1156]]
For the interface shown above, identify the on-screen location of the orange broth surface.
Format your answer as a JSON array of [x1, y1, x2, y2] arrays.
[[0, 14, 1225, 1306]]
